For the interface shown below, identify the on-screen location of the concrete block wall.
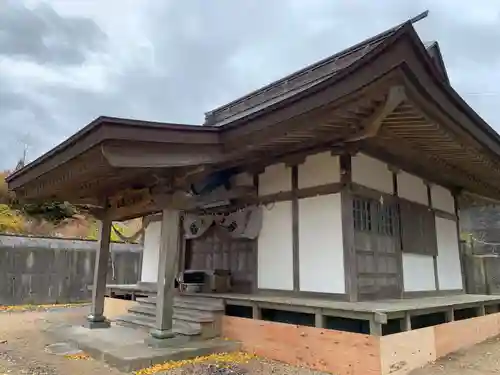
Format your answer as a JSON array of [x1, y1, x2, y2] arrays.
[[464, 254, 500, 295], [0, 234, 142, 305]]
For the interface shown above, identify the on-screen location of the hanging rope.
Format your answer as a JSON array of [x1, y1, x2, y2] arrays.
[[470, 236, 500, 247], [111, 223, 145, 243], [468, 235, 500, 257]]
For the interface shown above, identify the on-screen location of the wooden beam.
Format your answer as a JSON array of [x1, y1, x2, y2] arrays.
[[345, 86, 406, 142], [153, 186, 257, 211], [107, 188, 156, 221], [100, 141, 222, 168], [105, 183, 257, 220]]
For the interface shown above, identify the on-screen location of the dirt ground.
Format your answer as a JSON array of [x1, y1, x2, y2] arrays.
[[0, 306, 327, 375], [0, 307, 499, 375], [409, 336, 500, 374]]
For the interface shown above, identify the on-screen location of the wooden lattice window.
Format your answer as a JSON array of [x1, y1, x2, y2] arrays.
[[353, 197, 372, 232], [352, 197, 398, 237], [377, 203, 397, 237]]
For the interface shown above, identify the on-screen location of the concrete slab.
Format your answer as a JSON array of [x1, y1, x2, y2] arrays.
[[44, 322, 241, 372]]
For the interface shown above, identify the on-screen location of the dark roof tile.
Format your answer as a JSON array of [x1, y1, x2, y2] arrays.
[[205, 11, 429, 127]]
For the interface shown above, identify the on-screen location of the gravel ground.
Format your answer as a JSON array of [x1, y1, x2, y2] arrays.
[[0, 307, 328, 375], [1, 306, 500, 375], [409, 336, 500, 374]]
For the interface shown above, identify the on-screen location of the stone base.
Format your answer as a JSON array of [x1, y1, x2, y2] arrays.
[[83, 320, 111, 329], [144, 335, 190, 348], [149, 328, 175, 340], [84, 314, 110, 329], [44, 323, 241, 373]]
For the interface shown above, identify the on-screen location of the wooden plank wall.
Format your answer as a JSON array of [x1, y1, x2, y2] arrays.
[[222, 312, 500, 375], [380, 312, 500, 375], [103, 297, 137, 319], [221, 316, 381, 375]]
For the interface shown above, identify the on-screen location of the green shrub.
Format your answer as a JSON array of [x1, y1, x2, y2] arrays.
[[0, 204, 24, 233]]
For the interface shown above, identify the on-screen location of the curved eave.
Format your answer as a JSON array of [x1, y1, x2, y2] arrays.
[[219, 23, 500, 165], [13, 140, 223, 204], [403, 29, 500, 162], [7, 117, 221, 191], [218, 24, 500, 199]]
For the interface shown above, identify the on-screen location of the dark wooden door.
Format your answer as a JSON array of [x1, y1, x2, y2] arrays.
[[353, 197, 402, 301], [185, 226, 255, 293]]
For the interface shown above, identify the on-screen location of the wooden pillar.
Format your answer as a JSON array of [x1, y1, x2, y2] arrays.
[[427, 183, 440, 292], [400, 312, 412, 331], [340, 153, 357, 302], [85, 215, 112, 329], [453, 192, 467, 292], [445, 308, 454, 322], [148, 208, 181, 343], [291, 165, 300, 291], [370, 312, 387, 336], [315, 311, 325, 328]]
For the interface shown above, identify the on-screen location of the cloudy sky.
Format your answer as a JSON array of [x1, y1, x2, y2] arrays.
[[1, 0, 499, 170]]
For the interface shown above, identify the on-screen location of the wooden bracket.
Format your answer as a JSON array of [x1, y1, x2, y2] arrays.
[[331, 143, 360, 157], [284, 155, 306, 168], [387, 164, 401, 174], [346, 85, 407, 143]]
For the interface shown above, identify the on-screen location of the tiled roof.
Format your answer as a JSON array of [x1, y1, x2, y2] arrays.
[[205, 12, 429, 127]]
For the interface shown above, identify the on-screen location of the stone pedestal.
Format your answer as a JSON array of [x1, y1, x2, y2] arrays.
[[145, 333, 189, 348], [84, 314, 111, 329]]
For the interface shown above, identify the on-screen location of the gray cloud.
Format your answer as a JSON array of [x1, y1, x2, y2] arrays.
[[1, 0, 499, 171], [0, 0, 106, 65]]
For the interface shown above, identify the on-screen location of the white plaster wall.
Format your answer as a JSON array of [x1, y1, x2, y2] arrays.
[[258, 163, 291, 196], [351, 153, 393, 194], [140, 220, 161, 282], [398, 172, 428, 205], [298, 194, 345, 293], [402, 253, 436, 292], [435, 217, 463, 290], [257, 201, 294, 290], [431, 185, 455, 214], [298, 152, 340, 189]]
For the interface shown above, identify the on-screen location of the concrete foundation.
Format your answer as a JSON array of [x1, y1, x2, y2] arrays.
[[44, 323, 240, 372]]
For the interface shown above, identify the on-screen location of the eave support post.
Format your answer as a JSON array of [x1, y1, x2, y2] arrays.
[[146, 207, 181, 347], [85, 205, 112, 329]]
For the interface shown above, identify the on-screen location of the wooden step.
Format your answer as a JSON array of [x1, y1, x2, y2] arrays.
[[128, 304, 156, 317], [173, 309, 216, 323], [174, 298, 224, 312], [172, 319, 203, 336], [175, 295, 224, 308], [115, 314, 219, 338], [115, 314, 156, 330], [135, 297, 157, 306], [137, 296, 224, 311]]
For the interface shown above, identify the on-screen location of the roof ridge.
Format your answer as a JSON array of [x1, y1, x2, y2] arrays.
[[204, 11, 429, 122]]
